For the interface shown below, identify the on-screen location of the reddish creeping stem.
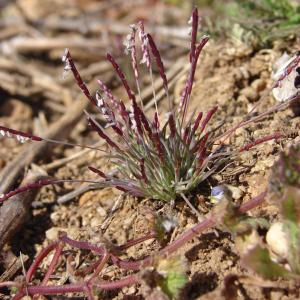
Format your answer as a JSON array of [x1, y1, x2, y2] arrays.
[[10, 192, 266, 299], [239, 133, 281, 152]]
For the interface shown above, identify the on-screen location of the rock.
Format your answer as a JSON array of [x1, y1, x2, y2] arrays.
[[251, 78, 266, 93], [240, 86, 259, 102], [227, 185, 245, 200], [266, 222, 289, 260], [46, 227, 62, 240]]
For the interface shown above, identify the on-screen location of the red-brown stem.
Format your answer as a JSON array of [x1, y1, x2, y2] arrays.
[[273, 53, 300, 88], [118, 231, 157, 251], [87, 115, 121, 151], [26, 242, 60, 283], [41, 243, 64, 286], [88, 251, 110, 283], [13, 275, 140, 299], [180, 36, 209, 123], [239, 133, 281, 152], [59, 234, 105, 255], [10, 193, 266, 299], [112, 191, 267, 271]]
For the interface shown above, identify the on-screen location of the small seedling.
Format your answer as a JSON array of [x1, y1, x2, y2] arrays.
[[236, 144, 300, 280]]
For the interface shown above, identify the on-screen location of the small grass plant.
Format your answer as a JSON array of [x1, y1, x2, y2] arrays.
[[0, 7, 297, 299]]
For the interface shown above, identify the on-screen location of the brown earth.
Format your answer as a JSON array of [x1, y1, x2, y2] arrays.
[[0, 1, 300, 299]]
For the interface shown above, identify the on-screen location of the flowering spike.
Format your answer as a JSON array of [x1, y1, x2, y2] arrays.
[[106, 53, 137, 105], [127, 25, 139, 85], [199, 106, 218, 135], [147, 33, 170, 107], [192, 111, 203, 133], [97, 79, 119, 108], [137, 106, 152, 138], [0, 125, 42, 143], [88, 166, 107, 179], [168, 113, 176, 138], [86, 113, 121, 151], [138, 21, 151, 69], [140, 158, 148, 182], [189, 8, 199, 63], [63, 49, 97, 106], [95, 93, 123, 136]]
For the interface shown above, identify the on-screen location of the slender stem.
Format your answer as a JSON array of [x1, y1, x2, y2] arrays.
[[26, 242, 59, 282], [41, 243, 63, 285], [88, 251, 110, 283], [118, 231, 157, 251], [9, 192, 267, 299]]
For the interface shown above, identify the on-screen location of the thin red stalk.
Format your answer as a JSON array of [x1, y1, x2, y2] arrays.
[[87, 114, 121, 151], [118, 231, 157, 251], [0, 179, 58, 203], [26, 242, 60, 282], [181, 36, 209, 124], [63, 50, 97, 106], [137, 106, 152, 138], [13, 282, 87, 299], [41, 243, 64, 285], [16, 275, 138, 297], [112, 191, 267, 270], [10, 194, 267, 299], [88, 251, 110, 283], [0, 125, 106, 153], [94, 274, 139, 290], [59, 234, 105, 255], [239, 133, 281, 152]]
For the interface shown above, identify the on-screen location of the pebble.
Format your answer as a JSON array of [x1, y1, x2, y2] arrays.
[[266, 222, 289, 260], [90, 217, 102, 227], [240, 86, 259, 102], [46, 227, 62, 240], [251, 78, 266, 93], [97, 206, 107, 217], [227, 185, 244, 200]]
